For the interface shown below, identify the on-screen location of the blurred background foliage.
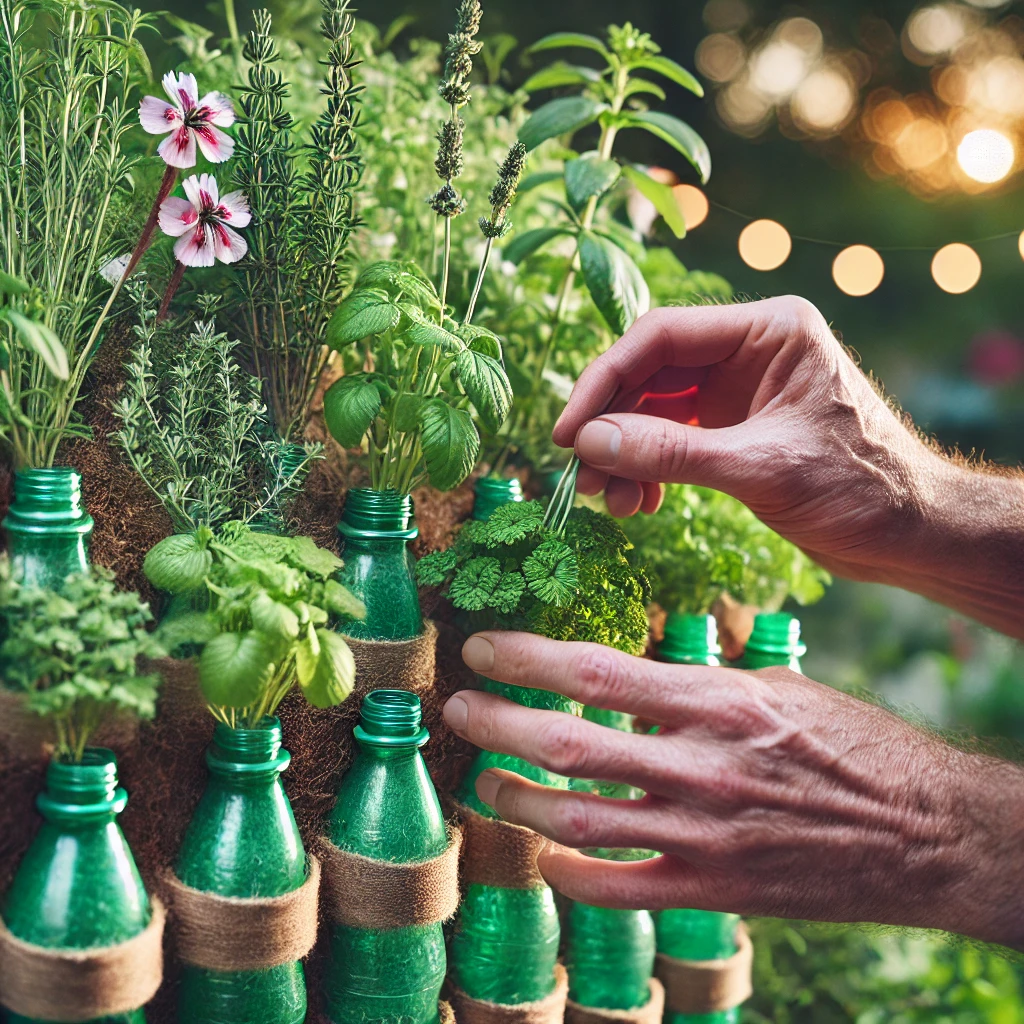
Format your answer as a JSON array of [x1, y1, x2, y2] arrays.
[[131, 0, 1023, 1015]]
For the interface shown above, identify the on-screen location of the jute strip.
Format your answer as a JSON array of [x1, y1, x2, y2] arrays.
[[459, 804, 547, 890], [440, 999, 457, 1024], [162, 856, 320, 971], [565, 979, 664, 1024], [319, 826, 462, 929], [0, 897, 165, 1023], [655, 922, 753, 1015], [449, 963, 568, 1024], [343, 621, 438, 692]]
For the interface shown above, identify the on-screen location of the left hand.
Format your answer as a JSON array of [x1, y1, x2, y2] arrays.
[[442, 631, 1024, 950]]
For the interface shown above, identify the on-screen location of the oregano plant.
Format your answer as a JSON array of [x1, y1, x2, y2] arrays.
[[321, 0, 524, 494]]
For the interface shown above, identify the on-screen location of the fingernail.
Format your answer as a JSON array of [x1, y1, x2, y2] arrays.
[[443, 695, 468, 732], [476, 769, 501, 807], [462, 635, 495, 673], [576, 420, 621, 468]]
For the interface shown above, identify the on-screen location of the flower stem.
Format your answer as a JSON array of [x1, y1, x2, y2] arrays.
[[464, 236, 493, 326], [156, 261, 186, 323]]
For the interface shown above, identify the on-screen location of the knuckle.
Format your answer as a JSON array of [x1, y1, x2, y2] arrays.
[[538, 718, 590, 777], [575, 646, 625, 704], [774, 294, 827, 338], [648, 419, 688, 481], [550, 798, 594, 847]]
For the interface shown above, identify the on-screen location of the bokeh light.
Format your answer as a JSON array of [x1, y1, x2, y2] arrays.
[[1019, 229, 1024, 262], [738, 220, 792, 271], [956, 128, 1015, 182], [832, 245, 885, 296], [696, 33, 746, 83], [931, 243, 982, 293], [673, 185, 709, 230], [749, 40, 809, 99], [792, 67, 857, 134], [905, 5, 968, 58]]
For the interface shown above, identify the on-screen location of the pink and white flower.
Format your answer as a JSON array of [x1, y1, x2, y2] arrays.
[[139, 72, 235, 168], [158, 174, 250, 267]]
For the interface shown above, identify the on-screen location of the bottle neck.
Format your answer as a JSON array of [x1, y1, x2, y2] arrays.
[[338, 488, 418, 542], [354, 689, 429, 750], [37, 748, 127, 825], [658, 613, 722, 666], [4, 468, 93, 535], [472, 476, 523, 522], [744, 613, 806, 666], [206, 717, 291, 782]]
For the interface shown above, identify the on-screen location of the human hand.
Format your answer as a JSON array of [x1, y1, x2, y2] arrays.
[[443, 631, 1024, 950]]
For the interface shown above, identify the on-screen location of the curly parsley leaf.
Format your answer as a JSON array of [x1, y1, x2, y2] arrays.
[[483, 499, 545, 547], [522, 540, 579, 605]]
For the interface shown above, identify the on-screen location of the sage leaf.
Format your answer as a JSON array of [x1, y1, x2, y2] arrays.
[[579, 231, 650, 334], [621, 165, 686, 238], [618, 111, 711, 184], [7, 311, 69, 380], [519, 96, 608, 151], [565, 153, 621, 212], [455, 349, 513, 433], [323, 375, 382, 448], [199, 630, 274, 707], [143, 532, 213, 593], [326, 289, 400, 347], [301, 629, 356, 708], [419, 399, 479, 492]]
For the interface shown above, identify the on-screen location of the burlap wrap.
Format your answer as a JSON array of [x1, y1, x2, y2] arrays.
[[448, 962, 568, 1024], [439, 999, 457, 1024], [564, 978, 665, 1024], [343, 620, 438, 692], [0, 897, 165, 1023], [655, 922, 753, 1015], [459, 805, 547, 890], [318, 826, 462, 929], [162, 856, 320, 971]]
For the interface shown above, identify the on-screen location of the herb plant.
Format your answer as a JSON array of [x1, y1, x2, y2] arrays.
[[621, 484, 831, 615], [144, 522, 364, 727], [417, 500, 650, 656], [322, 0, 523, 493], [0, 561, 163, 762]]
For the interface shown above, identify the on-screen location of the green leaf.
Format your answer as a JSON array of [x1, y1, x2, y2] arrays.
[[579, 232, 650, 334], [302, 629, 356, 708], [143, 532, 213, 593], [522, 61, 602, 92], [621, 165, 686, 239], [448, 557, 502, 611], [7, 311, 69, 380], [618, 111, 711, 184], [284, 536, 343, 579], [250, 590, 299, 640], [502, 226, 575, 265], [0, 271, 29, 296], [323, 375, 381, 448], [199, 630, 274, 707], [296, 623, 320, 686], [323, 579, 366, 620], [527, 32, 611, 61], [623, 78, 666, 101], [483, 500, 545, 546], [522, 540, 579, 606], [456, 323, 503, 361], [564, 153, 621, 212], [519, 96, 608, 152], [392, 393, 425, 432], [326, 289, 401, 348], [455, 349, 513, 433], [630, 55, 704, 96], [415, 548, 459, 587], [491, 571, 527, 614], [402, 307, 463, 352], [419, 400, 479, 492], [517, 170, 564, 193]]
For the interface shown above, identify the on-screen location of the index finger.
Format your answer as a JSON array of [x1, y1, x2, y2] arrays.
[[552, 302, 770, 448]]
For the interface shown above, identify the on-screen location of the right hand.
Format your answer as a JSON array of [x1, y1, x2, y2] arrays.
[[554, 296, 946, 586]]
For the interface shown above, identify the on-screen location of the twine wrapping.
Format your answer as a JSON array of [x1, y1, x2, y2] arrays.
[[565, 979, 665, 1024], [162, 856, 320, 972], [449, 963, 568, 1024], [440, 999, 457, 1024], [0, 897, 165, 1023], [655, 922, 753, 1015], [319, 826, 462, 930], [459, 805, 547, 890], [343, 621, 438, 693]]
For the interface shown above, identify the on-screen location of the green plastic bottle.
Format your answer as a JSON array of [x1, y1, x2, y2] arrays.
[[324, 690, 448, 1024], [657, 614, 740, 1024], [472, 476, 523, 522], [176, 718, 308, 1024], [3, 749, 151, 1024], [336, 488, 423, 641], [741, 612, 805, 672], [450, 679, 575, 1005], [2, 467, 93, 589]]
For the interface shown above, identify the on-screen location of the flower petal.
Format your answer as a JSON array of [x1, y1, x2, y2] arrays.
[[174, 72, 199, 112], [197, 91, 235, 127], [194, 124, 235, 164], [139, 95, 181, 135], [189, 172, 219, 210], [157, 126, 197, 168], [161, 71, 184, 107], [174, 224, 216, 268], [216, 190, 251, 228], [212, 222, 248, 264], [158, 196, 199, 237]]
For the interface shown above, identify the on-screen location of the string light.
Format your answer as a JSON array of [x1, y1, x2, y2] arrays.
[[674, 185, 709, 230], [1018, 230, 1024, 261], [956, 129, 1015, 183], [832, 245, 885, 295], [931, 243, 982, 293], [738, 219, 792, 270]]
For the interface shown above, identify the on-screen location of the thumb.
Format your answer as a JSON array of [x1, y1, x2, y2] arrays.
[[574, 413, 754, 495]]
